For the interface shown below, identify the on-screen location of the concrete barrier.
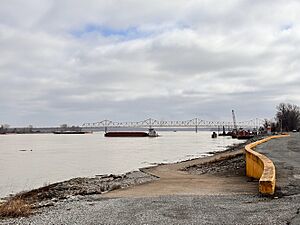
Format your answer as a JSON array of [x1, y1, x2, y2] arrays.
[[245, 135, 289, 195]]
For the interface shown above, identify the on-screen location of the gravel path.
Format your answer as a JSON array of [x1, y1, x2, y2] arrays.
[[1, 194, 299, 225]]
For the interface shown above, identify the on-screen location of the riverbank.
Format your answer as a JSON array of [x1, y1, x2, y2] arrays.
[[2, 134, 300, 224], [1, 137, 258, 213], [0, 131, 243, 197]]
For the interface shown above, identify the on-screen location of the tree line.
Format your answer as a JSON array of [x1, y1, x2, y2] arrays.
[[265, 103, 300, 132]]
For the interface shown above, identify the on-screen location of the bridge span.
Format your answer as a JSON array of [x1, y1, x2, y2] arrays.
[[82, 118, 264, 132]]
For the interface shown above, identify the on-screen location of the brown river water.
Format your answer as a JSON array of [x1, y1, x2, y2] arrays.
[[0, 131, 244, 197]]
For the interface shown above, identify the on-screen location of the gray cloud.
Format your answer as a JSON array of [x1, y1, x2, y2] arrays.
[[0, 0, 300, 126]]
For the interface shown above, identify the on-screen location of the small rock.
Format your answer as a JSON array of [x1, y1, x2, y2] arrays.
[[35, 201, 55, 208], [51, 198, 58, 202]]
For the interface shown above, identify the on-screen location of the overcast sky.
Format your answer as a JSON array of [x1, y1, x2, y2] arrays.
[[0, 0, 300, 127]]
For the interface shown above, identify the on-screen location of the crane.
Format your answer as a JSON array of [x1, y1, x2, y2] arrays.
[[232, 109, 238, 132]]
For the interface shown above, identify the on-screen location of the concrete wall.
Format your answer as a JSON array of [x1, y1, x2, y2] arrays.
[[245, 135, 289, 195]]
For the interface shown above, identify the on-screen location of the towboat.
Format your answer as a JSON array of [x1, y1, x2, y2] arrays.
[[237, 134, 255, 140], [236, 130, 254, 139], [148, 128, 159, 137], [211, 132, 217, 138]]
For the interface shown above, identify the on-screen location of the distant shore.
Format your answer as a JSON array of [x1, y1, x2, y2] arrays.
[[0, 126, 233, 134]]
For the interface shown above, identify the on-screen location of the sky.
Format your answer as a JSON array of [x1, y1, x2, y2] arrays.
[[0, 0, 300, 127]]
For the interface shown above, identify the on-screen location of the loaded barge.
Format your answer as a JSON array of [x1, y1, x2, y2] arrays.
[[105, 128, 158, 137]]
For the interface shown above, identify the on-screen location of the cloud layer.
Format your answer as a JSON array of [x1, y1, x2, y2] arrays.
[[1, 0, 300, 126]]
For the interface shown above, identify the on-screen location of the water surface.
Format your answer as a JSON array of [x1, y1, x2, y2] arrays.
[[0, 131, 244, 197]]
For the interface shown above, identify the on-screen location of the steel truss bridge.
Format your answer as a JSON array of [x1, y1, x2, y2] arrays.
[[82, 118, 264, 131]]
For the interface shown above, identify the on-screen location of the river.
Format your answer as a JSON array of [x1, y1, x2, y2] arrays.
[[0, 131, 244, 197]]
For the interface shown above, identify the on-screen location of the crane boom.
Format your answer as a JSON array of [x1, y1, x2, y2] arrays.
[[232, 110, 237, 130]]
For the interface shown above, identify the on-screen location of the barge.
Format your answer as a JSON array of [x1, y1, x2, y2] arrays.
[[105, 132, 148, 137], [105, 128, 158, 137], [53, 131, 91, 134]]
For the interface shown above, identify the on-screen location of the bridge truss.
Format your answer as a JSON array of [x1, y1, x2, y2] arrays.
[[82, 118, 264, 130]]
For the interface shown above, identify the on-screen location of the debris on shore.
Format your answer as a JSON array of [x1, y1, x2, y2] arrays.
[[184, 155, 246, 177], [184, 136, 268, 177], [5, 171, 158, 209], [0, 199, 32, 218]]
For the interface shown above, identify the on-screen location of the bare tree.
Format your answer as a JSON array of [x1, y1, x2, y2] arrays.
[[263, 119, 270, 129], [276, 103, 300, 131], [263, 119, 278, 133]]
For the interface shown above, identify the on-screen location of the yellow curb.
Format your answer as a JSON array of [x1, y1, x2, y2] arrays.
[[245, 134, 290, 195]]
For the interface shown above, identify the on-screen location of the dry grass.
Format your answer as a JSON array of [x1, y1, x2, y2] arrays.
[[0, 198, 32, 218]]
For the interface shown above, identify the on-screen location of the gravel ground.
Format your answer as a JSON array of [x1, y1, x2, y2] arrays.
[[1, 194, 299, 225], [256, 133, 300, 196]]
